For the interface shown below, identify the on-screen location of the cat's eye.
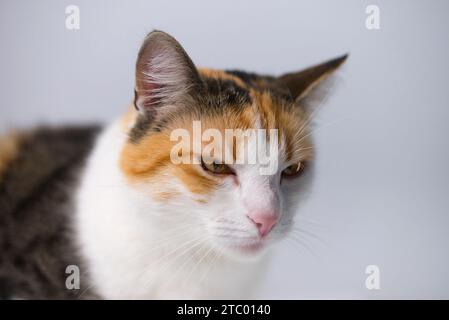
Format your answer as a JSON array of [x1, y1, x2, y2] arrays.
[[201, 158, 234, 175], [282, 162, 305, 179]]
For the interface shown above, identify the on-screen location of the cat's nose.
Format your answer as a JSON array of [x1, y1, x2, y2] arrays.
[[247, 213, 278, 237]]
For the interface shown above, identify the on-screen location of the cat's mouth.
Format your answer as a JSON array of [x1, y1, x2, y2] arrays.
[[237, 242, 264, 252], [208, 223, 272, 257], [231, 241, 266, 255]]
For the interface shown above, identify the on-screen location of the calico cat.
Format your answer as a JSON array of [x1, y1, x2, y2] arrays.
[[0, 30, 346, 299]]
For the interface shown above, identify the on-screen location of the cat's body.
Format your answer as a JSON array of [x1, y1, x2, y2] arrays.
[[0, 31, 346, 299], [0, 126, 100, 299]]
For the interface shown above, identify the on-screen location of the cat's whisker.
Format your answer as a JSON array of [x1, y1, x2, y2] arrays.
[[214, 234, 256, 241], [291, 86, 333, 146], [137, 239, 206, 291], [294, 97, 327, 141], [292, 146, 314, 153], [196, 248, 223, 291], [211, 217, 242, 225], [147, 234, 207, 271], [290, 221, 328, 236], [76, 276, 97, 299], [290, 230, 328, 254], [123, 223, 205, 264], [283, 236, 318, 262], [176, 245, 215, 291], [291, 226, 326, 245], [77, 267, 107, 299], [141, 236, 208, 291], [210, 225, 248, 233], [159, 240, 208, 291], [288, 233, 322, 261], [145, 228, 206, 258], [180, 244, 216, 291], [294, 216, 324, 226], [178, 244, 209, 290], [296, 113, 357, 146], [119, 225, 205, 277], [283, 235, 306, 255]]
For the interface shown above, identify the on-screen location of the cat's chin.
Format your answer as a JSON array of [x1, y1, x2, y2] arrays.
[[218, 241, 270, 261], [235, 242, 264, 254]]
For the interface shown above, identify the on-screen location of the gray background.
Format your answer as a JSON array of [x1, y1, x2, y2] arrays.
[[1, 0, 448, 299]]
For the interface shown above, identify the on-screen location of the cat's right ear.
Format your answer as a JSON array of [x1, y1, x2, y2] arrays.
[[134, 30, 202, 116]]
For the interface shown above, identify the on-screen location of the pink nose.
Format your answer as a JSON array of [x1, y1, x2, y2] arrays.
[[247, 213, 278, 237]]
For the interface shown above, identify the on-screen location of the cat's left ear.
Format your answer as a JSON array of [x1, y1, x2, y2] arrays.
[[276, 54, 348, 105], [134, 30, 202, 116]]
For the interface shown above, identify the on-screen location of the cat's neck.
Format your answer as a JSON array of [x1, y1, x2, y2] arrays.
[[74, 113, 267, 299]]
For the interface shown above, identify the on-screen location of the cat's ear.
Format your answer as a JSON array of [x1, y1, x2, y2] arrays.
[[134, 30, 202, 115], [276, 54, 348, 105]]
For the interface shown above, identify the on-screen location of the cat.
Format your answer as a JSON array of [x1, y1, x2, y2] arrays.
[[0, 30, 347, 299]]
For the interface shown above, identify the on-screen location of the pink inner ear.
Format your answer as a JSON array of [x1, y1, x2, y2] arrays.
[[135, 75, 163, 111], [145, 82, 161, 107]]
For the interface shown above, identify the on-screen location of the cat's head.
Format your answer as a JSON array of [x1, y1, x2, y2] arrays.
[[120, 31, 347, 260]]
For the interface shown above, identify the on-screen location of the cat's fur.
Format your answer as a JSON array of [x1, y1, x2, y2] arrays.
[[0, 31, 346, 299], [0, 126, 100, 299]]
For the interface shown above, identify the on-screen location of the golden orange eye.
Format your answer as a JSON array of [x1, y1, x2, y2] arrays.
[[201, 158, 234, 175], [282, 162, 305, 179]]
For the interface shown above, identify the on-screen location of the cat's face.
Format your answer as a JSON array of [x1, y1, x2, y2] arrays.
[[120, 31, 346, 260]]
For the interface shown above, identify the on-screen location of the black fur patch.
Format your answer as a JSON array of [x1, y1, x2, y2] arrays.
[[225, 69, 265, 84], [129, 114, 154, 143], [0, 125, 101, 299], [226, 69, 293, 101], [198, 77, 252, 113]]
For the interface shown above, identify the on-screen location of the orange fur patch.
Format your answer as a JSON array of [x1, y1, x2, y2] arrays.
[[120, 111, 256, 198], [0, 132, 22, 181], [120, 121, 222, 197]]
